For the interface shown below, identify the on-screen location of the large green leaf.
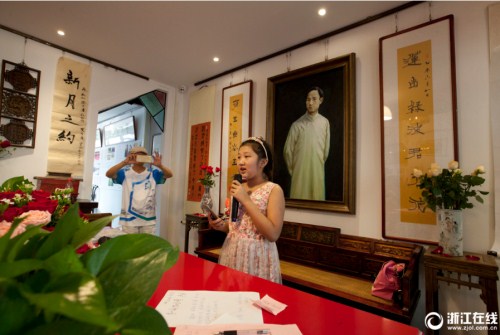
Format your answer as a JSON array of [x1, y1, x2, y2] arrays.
[[23, 320, 107, 335], [35, 204, 82, 259], [22, 273, 119, 331], [0, 280, 37, 335], [0, 186, 178, 334], [0, 176, 25, 191], [43, 246, 85, 276], [99, 250, 169, 312], [71, 214, 116, 249], [13, 233, 49, 261], [81, 234, 177, 328], [0, 259, 43, 278], [5, 225, 49, 262], [0, 219, 25, 261], [120, 305, 172, 335], [82, 234, 178, 276]]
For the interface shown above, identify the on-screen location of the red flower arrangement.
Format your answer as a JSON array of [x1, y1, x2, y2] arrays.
[[199, 165, 221, 188], [0, 176, 87, 238]]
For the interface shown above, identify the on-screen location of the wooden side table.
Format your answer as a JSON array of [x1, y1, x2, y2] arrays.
[[424, 250, 499, 335], [182, 214, 208, 253]]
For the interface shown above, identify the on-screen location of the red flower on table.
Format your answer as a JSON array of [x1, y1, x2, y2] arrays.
[[0, 140, 11, 148]]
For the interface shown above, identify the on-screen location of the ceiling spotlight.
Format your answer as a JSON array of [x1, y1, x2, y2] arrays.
[[318, 8, 326, 16], [213, 57, 220, 62], [57, 30, 65, 36]]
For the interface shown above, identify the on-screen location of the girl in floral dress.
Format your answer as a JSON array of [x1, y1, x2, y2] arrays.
[[208, 137, 285, 283]]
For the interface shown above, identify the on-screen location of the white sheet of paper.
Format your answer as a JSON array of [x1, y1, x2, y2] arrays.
[[155, 290, 263, 327], [174, 323, 303, 335]]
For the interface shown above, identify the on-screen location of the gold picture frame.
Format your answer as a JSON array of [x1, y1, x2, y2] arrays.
[[266, 54, 356, 213]]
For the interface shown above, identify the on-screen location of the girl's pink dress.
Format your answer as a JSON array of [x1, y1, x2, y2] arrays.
[[219, 182, 282, 284]]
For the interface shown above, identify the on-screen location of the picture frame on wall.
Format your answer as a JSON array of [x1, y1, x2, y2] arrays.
[[219, 80, 253, 214], [103, 116, 136, 146], [380, 15, 458, 244], [266, 54, 356, 213]]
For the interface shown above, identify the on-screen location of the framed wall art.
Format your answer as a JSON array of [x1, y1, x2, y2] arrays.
[[218, 80, 253, 213], [380, 15, 458, 244], [103, 116, 136, 146], [0, 60, 41, 148], [187, 122, 211, 202], [266, 54, 356, 213]]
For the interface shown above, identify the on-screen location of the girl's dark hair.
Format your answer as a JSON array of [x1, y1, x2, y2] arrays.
[[240, 137, 273, 181]]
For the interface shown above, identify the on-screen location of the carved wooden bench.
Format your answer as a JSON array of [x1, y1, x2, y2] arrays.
[[195, 221, 422, 324]]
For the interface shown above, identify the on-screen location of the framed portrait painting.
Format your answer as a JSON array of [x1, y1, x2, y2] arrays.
[[219, 80, 253, 213], [380, 15, 458, 244], [266, 54, 356, 213]]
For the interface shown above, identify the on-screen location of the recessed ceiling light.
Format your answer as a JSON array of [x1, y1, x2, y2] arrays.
[[318, 8, 326, 16], [57, 30, 65, 36], [213, 57, 220, 62]]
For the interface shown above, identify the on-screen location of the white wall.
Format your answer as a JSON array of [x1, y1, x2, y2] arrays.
[[182, 2, 497, 333]]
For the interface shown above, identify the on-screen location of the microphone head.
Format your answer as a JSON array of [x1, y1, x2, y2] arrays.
[[233, 174, 243, 183]]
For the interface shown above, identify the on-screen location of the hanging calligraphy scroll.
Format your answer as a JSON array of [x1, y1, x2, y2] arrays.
[[0, 60, 41, 148], [47, 57, 91, 177], [380, 15, 458, 244], [219, 81, 252, 213], [187, 122, 211, 201]]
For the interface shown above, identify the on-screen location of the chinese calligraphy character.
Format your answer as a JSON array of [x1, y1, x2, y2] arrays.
[[407, 123, 424, 135], [408, 197, 426, 213], [61, 114, 79, 125], [402, 50, 422, 67], [64, 70, 80, 89], [407, 100, 424, 113], [66, 94, 76, 109], [56, 130, 75, 144], [406, 147, 422, 159], [408, 76, 419, 89]]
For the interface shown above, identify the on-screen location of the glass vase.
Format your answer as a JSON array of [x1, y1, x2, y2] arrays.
[[200, 186, 213, 213], [437, 209, 463, 256]]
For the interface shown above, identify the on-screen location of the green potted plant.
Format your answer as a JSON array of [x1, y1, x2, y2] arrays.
[[0, 176, 179, 335]]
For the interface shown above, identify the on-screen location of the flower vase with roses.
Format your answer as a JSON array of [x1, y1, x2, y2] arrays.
[[0, 176, 179, 334], [198, 165, 220, 213], [412, 161, 488, 212], [198, 165, 221, 188], [412, 161, 488, 256]]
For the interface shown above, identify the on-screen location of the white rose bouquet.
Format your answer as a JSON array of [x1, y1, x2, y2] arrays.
[[412, 161, 488, 212]]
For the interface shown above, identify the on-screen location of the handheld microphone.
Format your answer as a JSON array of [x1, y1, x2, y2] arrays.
[[231, 174, 243, 222]]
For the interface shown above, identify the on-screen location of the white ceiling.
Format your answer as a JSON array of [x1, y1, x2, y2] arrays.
[[0, 1, 411, 88]]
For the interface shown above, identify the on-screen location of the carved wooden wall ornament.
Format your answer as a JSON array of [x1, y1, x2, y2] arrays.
[[0, 60, 41, 148]]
